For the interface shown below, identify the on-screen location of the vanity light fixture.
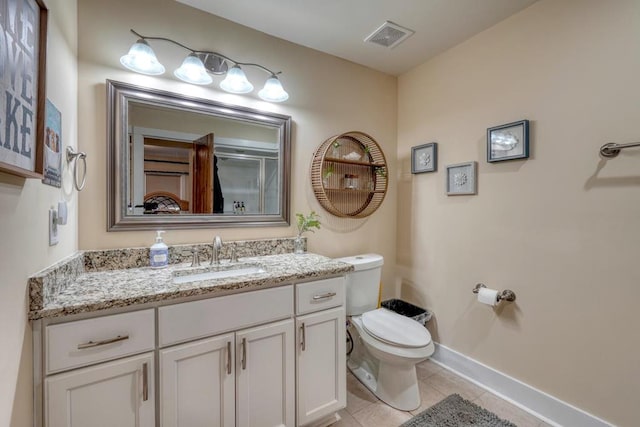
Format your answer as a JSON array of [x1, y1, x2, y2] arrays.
[[119, 29, 289, 102]]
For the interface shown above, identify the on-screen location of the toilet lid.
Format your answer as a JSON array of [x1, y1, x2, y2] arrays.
[[361, 308, 431, 348]]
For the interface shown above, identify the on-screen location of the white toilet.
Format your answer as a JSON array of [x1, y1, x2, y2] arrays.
[[336, 254, 434, 411]]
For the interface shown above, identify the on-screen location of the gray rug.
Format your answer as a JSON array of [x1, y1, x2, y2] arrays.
[[400, 394, 518, 427]]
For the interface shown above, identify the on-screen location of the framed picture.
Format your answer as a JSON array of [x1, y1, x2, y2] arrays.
[[0, 0, 48, 178], [42, 99, 62, 187], [411, 142, 438, 174], [446, 161, 477, 195], [487, 120, 529, 163]]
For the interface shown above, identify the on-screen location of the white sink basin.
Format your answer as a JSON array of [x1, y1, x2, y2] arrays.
[[173, 266, 266, 284]]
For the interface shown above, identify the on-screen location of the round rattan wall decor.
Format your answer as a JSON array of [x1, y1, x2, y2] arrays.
[[311, 131, 388, 218]]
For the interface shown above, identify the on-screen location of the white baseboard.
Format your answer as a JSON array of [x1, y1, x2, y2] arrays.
[[430, 343, 613, 427]]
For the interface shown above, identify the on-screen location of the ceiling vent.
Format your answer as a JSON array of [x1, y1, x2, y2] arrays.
[[364, 21, 414, 49]]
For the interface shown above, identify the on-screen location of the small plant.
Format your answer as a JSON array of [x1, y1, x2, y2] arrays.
[[296, 211, 321, 236], [363, 145, 373, 162], [374, 166, 387, 177], [331, 141, 341, 157], [322, 165, 334, 179]]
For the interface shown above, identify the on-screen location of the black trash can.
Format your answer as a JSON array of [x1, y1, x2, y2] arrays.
[[381, 299, 432, 325]]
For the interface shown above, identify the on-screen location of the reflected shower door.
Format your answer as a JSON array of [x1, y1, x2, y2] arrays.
[[217, 156, 261, 214]]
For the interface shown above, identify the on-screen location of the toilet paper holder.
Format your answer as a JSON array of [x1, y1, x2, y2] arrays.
[[472, 283, 516, 303]]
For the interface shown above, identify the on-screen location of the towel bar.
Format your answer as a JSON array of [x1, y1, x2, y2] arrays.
[[599, 141, 640, 158]]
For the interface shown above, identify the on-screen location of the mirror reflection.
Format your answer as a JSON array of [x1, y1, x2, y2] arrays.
[[107, 80, 291, 230], [129, 102, 280, 215]]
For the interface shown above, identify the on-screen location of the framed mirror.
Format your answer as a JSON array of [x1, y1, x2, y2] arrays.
[[106, 80, 291, 230]]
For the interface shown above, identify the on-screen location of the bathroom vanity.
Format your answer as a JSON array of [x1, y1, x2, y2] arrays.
[[29, 240, 351, 427]]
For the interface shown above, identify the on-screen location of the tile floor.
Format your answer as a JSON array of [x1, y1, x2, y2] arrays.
[[335, 360, 552, 427]]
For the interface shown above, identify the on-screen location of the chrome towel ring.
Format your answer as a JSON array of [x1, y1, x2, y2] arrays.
[[66, 147, 87, 191]]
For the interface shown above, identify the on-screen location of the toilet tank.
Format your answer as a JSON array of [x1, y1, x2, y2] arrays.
[[335, 254, 384, 316]]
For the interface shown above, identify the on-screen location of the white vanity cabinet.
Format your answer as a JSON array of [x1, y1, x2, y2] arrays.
[[295, 277, 346, 427], [160, 334, 235, 427], [236, 319, 295, 427], [46, 353, 155, 427], [160, 320, 295, 427], [37, 275, 347, 427], [43, 310, 156, 427], [158, 285, 295, 427]]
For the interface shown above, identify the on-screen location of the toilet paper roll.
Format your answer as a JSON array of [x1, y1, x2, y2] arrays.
[[478, 287, 499, 306]]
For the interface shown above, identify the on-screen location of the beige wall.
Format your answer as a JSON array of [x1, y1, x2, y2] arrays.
[[397, 0, 640, 425], [0, 0, 78, 425], [77, 0, 398, 288], [12, 0, 635, 425]]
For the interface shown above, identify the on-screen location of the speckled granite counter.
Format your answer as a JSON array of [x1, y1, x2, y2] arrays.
[[29, 238, 353, 320]]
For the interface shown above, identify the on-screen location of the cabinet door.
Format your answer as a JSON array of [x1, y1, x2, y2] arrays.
[[160, 333, 235, 427], [45, 352, 154, 427], [296, 307, 346, 426], [236, 319, 295, 427]]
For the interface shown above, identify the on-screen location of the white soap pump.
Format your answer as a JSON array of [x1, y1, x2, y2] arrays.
[[150, 230, 169, 268]]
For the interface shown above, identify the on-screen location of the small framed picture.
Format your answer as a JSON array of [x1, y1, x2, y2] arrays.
[[446, 161, 477, 195], [42, 99, 62, 188], [411, 142, 438, 174], [487, 120, 529, 162]]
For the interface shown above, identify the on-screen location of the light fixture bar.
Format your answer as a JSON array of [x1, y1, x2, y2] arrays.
[[128, 29, 281, 76], [122, 29, 289, 102], [130, 29, 195, 53]]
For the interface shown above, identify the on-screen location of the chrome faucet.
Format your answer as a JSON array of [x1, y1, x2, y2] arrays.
[[211, 236, 222, 265]]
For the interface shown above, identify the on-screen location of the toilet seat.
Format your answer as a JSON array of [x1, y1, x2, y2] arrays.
[[361, 308, 431, 348], [350, 315, 434, 363]]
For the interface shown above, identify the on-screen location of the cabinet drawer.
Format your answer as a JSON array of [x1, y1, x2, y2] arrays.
[[159, 285, 294, 347], [296, 277, 345, 315], [46, 309, 155, 374]]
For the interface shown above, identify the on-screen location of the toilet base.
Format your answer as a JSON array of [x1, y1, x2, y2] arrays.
[[348, 321, 433, 411], [348, 358, 422, 411]]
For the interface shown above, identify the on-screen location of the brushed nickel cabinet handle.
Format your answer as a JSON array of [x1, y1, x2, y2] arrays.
[[77, 334, 129, 350], [142, 362, 149, 401], [300, 323, 306, 351], [226, 341, 232, 375], [312, 292, 337, 301], [241, 338, 247, 370]]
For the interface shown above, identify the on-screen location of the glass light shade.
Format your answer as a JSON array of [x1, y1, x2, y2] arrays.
[[119, 39, 165, 75], [258, 75, 289, 102], [174, 54, 213, 85], [220, 65, 254, 94]]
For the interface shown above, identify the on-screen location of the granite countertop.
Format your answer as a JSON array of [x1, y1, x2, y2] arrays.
[[30, 252, 352, 320]]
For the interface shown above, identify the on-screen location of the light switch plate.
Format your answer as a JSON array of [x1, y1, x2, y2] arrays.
[[49, 208, 59, 246]]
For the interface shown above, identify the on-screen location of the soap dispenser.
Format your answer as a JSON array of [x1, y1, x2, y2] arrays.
[[150, 231, 169, 268]]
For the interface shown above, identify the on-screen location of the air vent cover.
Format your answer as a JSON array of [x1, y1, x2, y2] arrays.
[[364, 21, 414, 49]]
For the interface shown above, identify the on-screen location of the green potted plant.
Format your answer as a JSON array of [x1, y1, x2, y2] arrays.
[[322, 165, 334, 187], [331, 141, 341, 158], [294, 211, 321, 254]]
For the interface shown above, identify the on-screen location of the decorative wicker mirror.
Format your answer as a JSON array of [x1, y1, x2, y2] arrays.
[[311, 131, 388, 218]]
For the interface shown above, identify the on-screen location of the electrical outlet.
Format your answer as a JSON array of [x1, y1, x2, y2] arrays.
[[49, 208, 59, 246]]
